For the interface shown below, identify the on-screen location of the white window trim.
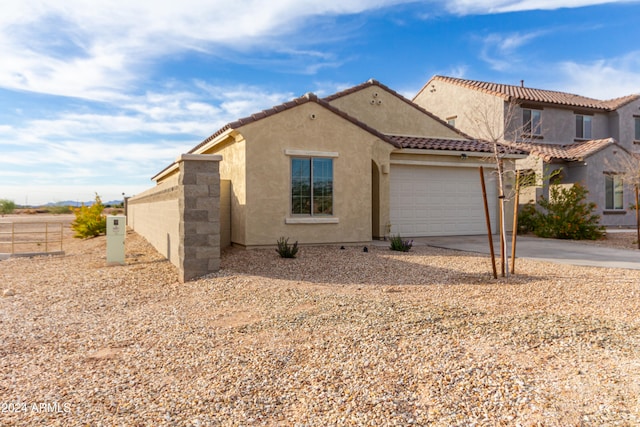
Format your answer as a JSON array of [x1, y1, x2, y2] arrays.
[[287, 150, 337, 222], [285, 217, 339, 224], [285, 149, 339, 158]]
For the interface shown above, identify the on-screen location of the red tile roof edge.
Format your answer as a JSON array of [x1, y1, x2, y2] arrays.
[[388, 135, 528, 155], [513, 138, 617, 162], [417, 75, 640, 112]]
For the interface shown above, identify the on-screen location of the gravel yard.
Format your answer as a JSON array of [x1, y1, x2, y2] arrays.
[[1, 220, 639, 426]]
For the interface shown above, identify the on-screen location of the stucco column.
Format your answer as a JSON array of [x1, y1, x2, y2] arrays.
[[177, 154, 222, 282]]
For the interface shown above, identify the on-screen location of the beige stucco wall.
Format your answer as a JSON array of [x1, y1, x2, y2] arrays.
[[205, 101, 395, 247], [220, 180, 231, 248], [329, 85, 463, 139], [413, 81, 506, 141], [200, 136, 247, 245], [244, 102, 394, 247]]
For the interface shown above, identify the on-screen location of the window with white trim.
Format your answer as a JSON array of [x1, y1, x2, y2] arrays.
[[523, 109, 541, 135], [576, 114, 592, 139], [291, 157, 333, 215], [605, 173, 623, 210]]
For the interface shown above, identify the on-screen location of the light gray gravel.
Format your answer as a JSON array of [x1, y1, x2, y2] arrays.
[[1, 225, 639, 426]]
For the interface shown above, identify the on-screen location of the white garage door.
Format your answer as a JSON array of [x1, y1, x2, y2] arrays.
[[390, 164, 497, 236]]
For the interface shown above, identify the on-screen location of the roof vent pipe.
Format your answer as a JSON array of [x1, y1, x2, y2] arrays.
[[520, 80, 524, 87]]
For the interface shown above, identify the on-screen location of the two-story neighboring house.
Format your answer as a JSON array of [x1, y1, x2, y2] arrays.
[[414, 75, 640, 227]]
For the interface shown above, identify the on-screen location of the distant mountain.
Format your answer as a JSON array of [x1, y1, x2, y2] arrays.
[[44, 200, 87, 207], [43, 200, 124, 207]]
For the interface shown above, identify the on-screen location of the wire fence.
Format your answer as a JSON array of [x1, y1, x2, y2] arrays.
[[0, 222, 64, 254]]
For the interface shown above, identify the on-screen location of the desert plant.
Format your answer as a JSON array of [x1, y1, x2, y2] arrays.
[[516, 202, 539, 234], [525, 183, 604, 240], [276, 237, 299, 258], [389, 234, 413, 252], [0, 199, 16, 215], [71, 194, 107, 238]]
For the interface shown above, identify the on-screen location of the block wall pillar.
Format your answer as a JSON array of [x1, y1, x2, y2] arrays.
[[177, 154, 222, 282]]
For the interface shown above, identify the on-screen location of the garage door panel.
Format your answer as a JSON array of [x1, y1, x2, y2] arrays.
[[390, 165, 497, 237]]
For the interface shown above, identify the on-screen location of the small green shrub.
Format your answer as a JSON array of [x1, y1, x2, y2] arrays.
[[71, 194, 107, 238], [276, 237, 299, 258], [0, 199, 16, 215], [521, 183, 604, 240], [517, 203, 539, 234], [389, 234, 413, 252]]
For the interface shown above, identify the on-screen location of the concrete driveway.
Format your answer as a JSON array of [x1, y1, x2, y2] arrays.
[[401, 233, 640, 270]]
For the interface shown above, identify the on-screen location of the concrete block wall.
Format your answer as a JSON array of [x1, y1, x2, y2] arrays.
[[127, 185, 180, 266], [128, 154, 222, 282]]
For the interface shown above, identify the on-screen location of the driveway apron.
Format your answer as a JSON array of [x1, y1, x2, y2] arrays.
[[406, 234, 640, 270]]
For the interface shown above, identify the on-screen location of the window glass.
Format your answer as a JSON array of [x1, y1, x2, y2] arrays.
[[291, 158, 311, 214], [576, 115, 592, 139], [605, 174, 624, 210], [523, 109, 541, 135], [291, 157, 333, 215], [312, 158, 333, 215], [635, 117, 640, 140]]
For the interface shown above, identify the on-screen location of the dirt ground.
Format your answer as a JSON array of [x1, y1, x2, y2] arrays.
[[1, 214, 639, 425]]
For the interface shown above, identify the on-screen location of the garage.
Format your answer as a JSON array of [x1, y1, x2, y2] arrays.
[[389, 164, 497, 236]]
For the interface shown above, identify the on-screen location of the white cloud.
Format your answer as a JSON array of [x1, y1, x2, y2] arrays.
[[0, 81, 298, 204], [444, 0, 636, 14], [0, 0, 414, 100], [479, 31, 548, 71], [554, 51, 640, 98]]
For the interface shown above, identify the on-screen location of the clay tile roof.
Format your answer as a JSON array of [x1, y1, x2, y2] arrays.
[[189, 92, 403, 154], [514, 138, 615, 162], [387, 135, 527, 155], [428, 76, 640, 111]]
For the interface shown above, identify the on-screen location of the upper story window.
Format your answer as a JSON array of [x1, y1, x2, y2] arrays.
[[523, 109, 541, 136], [291, 157, 333, 216], [635, 116, 640, 142], [576, 114, 593, 140]]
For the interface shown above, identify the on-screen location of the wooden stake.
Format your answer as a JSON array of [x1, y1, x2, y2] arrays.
[[511, 171, 520, 274], [499, 195, 505, 277], [479, 166, 497, 279], [636, 184, 639, 250]]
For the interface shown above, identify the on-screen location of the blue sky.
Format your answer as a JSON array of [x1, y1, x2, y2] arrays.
[[2, 0, 640, 205]]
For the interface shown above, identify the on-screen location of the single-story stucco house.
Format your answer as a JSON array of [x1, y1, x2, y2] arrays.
[[151, 80, 525, 248]]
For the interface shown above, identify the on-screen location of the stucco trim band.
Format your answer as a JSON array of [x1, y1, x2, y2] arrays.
[[284, 149, 339, 157], [285, 217, 340, 224]]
